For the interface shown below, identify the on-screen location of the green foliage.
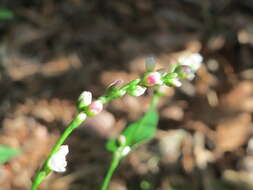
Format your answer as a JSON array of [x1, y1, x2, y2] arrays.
[[0, 145, 20, 164], [106, 108, 159, 152], [0, 8, 14, 20]]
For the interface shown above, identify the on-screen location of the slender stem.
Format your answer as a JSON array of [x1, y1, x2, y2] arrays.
[[150, 89, 162, 109], [99, 92, 162, 190], [100, 152, 121, 190], [30, 112, 87, 190]]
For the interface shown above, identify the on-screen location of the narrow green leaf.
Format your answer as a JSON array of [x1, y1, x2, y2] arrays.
[[0, 145, 20, 164], [0, 8, 14, 20], [106, 108, 159, 152]]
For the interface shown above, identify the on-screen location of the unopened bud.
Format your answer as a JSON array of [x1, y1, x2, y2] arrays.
[[171, 78, 182, 87], [86, 100, 103, 116], [128, 85, 146, 97], [142, 72, 163, 87], [164, 78, 182, 87], [106, 80, 126, 99], [108, 79, 123, 88], [118, 135, 127, 146], [145, 57, 156, 72], [175, 65, 195, 80], [78, 91, 92, 110]]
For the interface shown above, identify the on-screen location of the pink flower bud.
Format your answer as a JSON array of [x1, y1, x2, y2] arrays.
[[86, 100, 103, 116], [142, 72, 163, 86], [118, 135, 127, 146]]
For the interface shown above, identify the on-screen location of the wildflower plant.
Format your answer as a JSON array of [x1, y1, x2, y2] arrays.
[[30, 53, 203, 190]]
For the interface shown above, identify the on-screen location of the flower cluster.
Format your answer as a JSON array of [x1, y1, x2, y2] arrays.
[[142, 53, 203, 87], [140, 52, 203, 88], [77, 53, 203, 113]]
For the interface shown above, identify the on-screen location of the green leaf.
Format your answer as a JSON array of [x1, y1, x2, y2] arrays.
[[0, 145, 20, 164], [106, 139, 118, 152], [0, 8, 14, 20], [106, 108, 159, 152]]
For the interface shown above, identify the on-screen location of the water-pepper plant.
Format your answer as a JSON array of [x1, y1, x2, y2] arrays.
[[30, 53, 203, 190]]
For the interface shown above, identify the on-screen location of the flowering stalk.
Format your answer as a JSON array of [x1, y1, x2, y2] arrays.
[[100, 90, 162, 190], [30, 112, 86, 190], [30, 53, 203, 190]]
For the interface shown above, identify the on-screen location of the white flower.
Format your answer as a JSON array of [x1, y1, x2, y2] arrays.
[[178, 53, 203, 71], [121, 146, 131, 156], [128, 85, 147, 97], [48, 145, 69, 172], [78, 91, 92, 107]]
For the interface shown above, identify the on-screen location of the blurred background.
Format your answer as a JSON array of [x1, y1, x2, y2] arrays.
[[0, 0, 253, 190]]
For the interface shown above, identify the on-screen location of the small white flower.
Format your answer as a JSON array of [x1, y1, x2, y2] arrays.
[[178, 53, 203, 71], [77, 112, 87, 121], [48, 145, 69, 172], [129, 85, 147, 97], [171, 78, 182, 87], [122, 146, 131, 156], [78, 91, 92, 107]]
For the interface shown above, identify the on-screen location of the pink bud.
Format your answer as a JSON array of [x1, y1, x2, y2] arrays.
[[142, 72, 163, 86], [86, 100, 103, 116], [118, 135, 127, 146]]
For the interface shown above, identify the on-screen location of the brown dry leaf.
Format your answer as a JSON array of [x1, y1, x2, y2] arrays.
[[41, 54, 81, 76], [215, 113, 252, 152], [83, 110, 115, 137], [161, 105, 184, 121], [221, 81, 253, 112], [223, 170, 253, 190]]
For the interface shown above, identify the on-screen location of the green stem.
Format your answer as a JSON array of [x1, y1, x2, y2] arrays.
[[100, 92, 162, 190], [100, 151, 121, 190], [150, 89, 162, 109], [30, 112, 87, 190]]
